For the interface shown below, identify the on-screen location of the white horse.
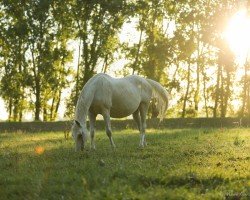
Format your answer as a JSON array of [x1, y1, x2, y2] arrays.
[[71, 73, 169, 151]]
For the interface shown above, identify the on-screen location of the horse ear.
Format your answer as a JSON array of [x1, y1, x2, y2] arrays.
[[75, 120, 81, 127]]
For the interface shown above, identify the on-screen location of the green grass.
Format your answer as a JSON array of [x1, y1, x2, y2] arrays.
[[0, 128, 250, 200]]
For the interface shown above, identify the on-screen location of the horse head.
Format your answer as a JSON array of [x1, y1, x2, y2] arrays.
[[71, 120, 89, 151]]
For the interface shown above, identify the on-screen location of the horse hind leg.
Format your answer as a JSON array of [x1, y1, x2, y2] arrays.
[[103, 109, 116, 148], [139, 102, 149, 147], [133, 109, 143, 146], [133, 109, 141, 131], [89, 111, 97, 150]]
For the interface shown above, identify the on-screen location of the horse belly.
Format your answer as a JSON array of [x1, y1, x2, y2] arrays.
[[110, 104, 140, 118], [110, 88, 141, 118]]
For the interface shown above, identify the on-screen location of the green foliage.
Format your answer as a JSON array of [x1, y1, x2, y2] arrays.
[[0, 0, 248, 120], [0, 128, 250, 199], [0, 0, 73, 121], [0, 0, 30, 121]]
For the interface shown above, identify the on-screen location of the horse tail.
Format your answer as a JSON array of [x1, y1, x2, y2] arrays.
[[146, 79, 169, 121]]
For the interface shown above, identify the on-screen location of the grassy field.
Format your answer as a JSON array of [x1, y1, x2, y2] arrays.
[[0, 128, 250, 200]]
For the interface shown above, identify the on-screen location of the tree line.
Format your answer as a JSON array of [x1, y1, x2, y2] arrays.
[[0, 0, 249, 121]]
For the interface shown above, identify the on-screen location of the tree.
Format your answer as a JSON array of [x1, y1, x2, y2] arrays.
[[0, 0, 29, 121], [121, 0, 176, 118], [24, 0, 73, 121], [0, 0, 244, 120], [65, 0, 129, 117], [0, 0, 73, 121], [217, 40, 235, 117]]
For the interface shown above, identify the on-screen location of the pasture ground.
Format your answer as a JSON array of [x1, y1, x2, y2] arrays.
[[0, 128, 250, 199]]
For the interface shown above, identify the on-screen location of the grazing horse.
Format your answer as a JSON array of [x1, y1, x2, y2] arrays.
[[71, 73, 169, 151]]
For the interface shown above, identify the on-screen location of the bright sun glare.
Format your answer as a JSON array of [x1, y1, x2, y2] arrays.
[[224, 9, 250, 66]]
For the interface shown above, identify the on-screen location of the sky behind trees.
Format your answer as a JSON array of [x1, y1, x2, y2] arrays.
[[0, 0, 250, 121]]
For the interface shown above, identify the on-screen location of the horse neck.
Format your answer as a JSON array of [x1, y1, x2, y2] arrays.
[[75, 85, 95, 126], [75, 99, 89, 127]]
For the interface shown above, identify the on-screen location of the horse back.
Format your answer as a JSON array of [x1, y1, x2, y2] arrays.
[[90, 74, 152, 117]]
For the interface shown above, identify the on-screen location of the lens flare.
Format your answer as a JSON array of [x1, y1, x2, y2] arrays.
[[35, 146, 45, 155]]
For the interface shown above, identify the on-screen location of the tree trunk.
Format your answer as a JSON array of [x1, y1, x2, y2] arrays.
[[132, 29, 143, 75], [55, 91, 62, 120], [50, 96, 55, 121], [221, 71, 231, 117], [202, 66, 208, 117], [101, 55, 108, 73], [247, 83, 250, 117], [194, 41, 200, 115], [43, 106, 47, 122], [75, 38, 82, 105], [213, 64, 221, 117], [241, 61, 248, 117], [19, 111, 22, 122], [8, 98, 13, 121], [220, 71, 225, 117], [31, 43, 41, 121], [82, 4, 90, 86], [34, 78, 41, 121], [13, 99, 19, 122], [182, 62, 191, 118]]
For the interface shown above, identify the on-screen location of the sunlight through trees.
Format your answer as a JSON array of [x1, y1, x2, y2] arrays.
[[0, 0, 250, 121]]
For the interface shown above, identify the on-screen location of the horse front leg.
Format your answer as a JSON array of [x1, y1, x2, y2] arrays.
[[103, 109, 116, 148], [89, 111, 97, 150], [76, 134, 84, 151]]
